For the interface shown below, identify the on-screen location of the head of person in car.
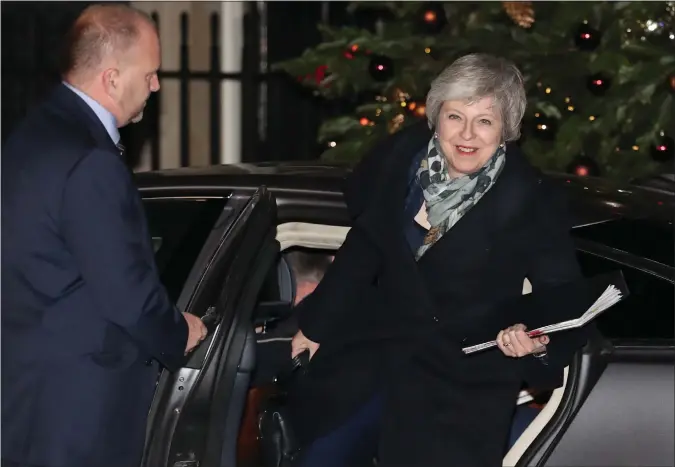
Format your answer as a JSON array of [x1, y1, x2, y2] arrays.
[[285, 250, 333, 305]]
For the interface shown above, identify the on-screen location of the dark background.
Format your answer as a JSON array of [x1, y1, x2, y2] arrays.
[[1, 1, 363, 167]]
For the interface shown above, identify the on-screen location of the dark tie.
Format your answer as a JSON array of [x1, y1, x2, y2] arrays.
[[116, 141, 126, 158]]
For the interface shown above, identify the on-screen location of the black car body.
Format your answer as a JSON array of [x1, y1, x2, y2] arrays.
[[135, 162, 674, 467]]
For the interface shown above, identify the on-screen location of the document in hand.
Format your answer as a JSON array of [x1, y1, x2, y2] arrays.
[[462, 270, 629, 355]]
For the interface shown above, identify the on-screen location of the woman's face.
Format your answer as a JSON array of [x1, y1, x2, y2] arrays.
[[435, 97, 503, 179]]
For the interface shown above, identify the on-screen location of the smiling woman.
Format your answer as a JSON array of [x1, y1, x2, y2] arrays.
[[285, 53, 592, 467]]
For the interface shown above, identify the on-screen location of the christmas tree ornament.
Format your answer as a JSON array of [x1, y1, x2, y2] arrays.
[[297, 65, 330, 86], [368, 55, 394, 82], [587, 73, 612, 96], [574, 23, 602, 51], [393, 88, 411, 103], [567, 156, 600, 177], [417, 3, 447, 34], [651, 135, 674, 162], [503, 1, 535, 28], [531, 114, 557, 141], [344, 44, 360, 60], [668, 74, 675, 93]]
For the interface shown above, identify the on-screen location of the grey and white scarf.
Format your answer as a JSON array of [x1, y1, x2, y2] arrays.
[[415, 135, 506, 259]]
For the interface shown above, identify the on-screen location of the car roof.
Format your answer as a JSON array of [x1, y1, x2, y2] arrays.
[[136, 161, 673, 225], [135, 161, 351, 196]]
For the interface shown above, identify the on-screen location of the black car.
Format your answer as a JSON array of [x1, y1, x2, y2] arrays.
[[135, 162, 674, 467]]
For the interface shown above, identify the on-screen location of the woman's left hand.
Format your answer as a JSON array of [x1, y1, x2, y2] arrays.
[[496, 323, 549, 358]]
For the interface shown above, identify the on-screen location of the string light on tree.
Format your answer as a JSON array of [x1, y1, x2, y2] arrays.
[[587, 73, 612, 96], [574, 22, 602, 51], [564, 96, 576, 112], [567, 155, 600, 177], [344, 44, 360, 59], [531, 112, 557, 141], [417, 3, 447, 34], [423, 46, 439, 60], [407, 102, 427, 118], [651, 133, 674, 162], [368, 55, 395, 82]]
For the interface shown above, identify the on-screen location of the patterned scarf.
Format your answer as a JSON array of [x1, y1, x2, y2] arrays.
[[415, 136, 506, 260]]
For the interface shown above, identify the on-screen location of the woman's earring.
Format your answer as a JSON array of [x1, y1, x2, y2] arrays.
[[434, 132, 439, 139]]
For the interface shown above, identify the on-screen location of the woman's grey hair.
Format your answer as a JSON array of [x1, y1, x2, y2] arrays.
[[425, 53, 527, 142]]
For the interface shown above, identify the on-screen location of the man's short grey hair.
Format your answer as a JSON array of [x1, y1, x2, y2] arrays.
[[425, 53, 527, 142], [62, 4, 156, 78]]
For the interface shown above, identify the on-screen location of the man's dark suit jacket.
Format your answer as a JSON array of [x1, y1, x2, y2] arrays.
[[1, 84, 188, 467], [288, 122, 591, 467]]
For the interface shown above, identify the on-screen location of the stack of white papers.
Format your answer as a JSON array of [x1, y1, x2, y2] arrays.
[[462, 284, 624, 355]]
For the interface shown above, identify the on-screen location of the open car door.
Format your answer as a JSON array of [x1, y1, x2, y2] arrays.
[[141, 187, 279, 467]]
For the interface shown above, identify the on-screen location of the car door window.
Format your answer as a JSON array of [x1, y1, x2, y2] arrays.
[[143, 198, 226, 302], [576, 251, 674, 340]]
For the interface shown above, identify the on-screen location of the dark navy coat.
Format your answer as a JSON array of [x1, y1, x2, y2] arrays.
[[1, 84, 188, 467], [289, 122, 592, 467]]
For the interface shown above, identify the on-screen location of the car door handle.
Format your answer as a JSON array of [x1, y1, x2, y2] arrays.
[[201, 305, 219, 326]]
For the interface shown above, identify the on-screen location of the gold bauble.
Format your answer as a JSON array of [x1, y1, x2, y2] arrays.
[[503, 1, 535, 28]]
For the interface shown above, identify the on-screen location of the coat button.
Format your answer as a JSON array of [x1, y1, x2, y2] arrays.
[[432, 316, 439, 323]]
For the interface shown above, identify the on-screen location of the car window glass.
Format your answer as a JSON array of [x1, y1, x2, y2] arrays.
[[573, 218, 674, 267], [576, 251, 674, 340], [143, 198, 226, 302]]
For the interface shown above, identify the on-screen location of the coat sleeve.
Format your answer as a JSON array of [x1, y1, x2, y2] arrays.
[[60, 149, 188, 371], [518, 179, 592, 387], [296, 223, 382, 344], [298, 123, 431, 343]]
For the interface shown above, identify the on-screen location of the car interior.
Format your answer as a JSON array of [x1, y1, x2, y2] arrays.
[[233, 221, 570, 467]]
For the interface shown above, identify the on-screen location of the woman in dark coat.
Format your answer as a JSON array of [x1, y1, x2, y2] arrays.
[[287, 53, 590, 467]]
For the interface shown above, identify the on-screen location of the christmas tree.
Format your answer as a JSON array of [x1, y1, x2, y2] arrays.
[[275, 1, 675, 182]]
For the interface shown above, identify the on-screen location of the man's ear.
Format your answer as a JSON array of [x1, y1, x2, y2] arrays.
[[102, 68, 121, 95]]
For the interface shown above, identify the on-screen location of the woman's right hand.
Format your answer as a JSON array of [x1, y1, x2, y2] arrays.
[[291, 330, 320, 359]]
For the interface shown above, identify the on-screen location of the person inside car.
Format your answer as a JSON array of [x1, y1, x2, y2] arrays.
[[253, 249, 334, 384], [238, 250, 334, 464], [286, 53, 590, 467]]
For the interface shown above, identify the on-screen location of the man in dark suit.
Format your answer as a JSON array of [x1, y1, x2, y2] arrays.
[[1, 5, 207, 467]]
